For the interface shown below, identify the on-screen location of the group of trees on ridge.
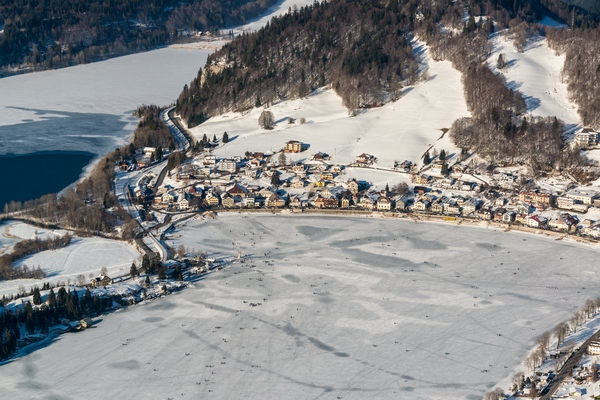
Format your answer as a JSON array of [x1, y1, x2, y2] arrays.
[[0, 0, 278, 76]]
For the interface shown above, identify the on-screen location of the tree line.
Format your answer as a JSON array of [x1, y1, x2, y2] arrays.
[[0, 0, 278, 76], [546, 27, 600, 130], [0, 285, 128, 360]]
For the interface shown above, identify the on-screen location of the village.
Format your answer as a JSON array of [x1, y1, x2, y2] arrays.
[[120, 127, 600, 242]]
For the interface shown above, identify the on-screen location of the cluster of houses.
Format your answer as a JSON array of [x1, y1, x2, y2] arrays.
[[123, 137, 600, 239]]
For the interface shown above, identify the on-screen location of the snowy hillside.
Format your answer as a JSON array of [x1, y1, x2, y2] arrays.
[[488, 33, 580, 133], [190, 44, 469, 169], [2, 215, 600, 399]]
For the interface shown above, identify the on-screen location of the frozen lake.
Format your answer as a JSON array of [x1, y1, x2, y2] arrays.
[[0, 47, 210, 204], [1, 215, 599, 399]]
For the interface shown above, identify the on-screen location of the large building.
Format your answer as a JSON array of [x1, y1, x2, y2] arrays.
[[285, 140, 303, 153], [574, 128, 598, 147]]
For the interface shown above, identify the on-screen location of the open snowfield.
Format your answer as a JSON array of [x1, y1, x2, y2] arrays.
[[0, 48, 210, 158], [0, 222, 141, 298], [2, 215, 600, 399], [192, 45, 469, 169], [489, 33, 580, 132]]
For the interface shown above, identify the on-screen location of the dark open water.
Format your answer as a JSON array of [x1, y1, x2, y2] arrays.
[[0, 151, 94, 208]]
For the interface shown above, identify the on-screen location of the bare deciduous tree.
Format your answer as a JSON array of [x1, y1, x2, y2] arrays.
[[258, 110, 274, 129]]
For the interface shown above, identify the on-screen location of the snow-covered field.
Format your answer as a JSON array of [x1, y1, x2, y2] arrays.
[[0, 222, 141, 297], [0, 48, 210, 158], [191, 44, 469, 169], [489, 33, 580, 132], [2, 215, 600, 399]]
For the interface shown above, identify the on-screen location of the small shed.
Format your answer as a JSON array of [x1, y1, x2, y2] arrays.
[[80, 318, 94, 329]]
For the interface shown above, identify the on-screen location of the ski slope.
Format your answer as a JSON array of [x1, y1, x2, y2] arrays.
[[489, 33, 580, 132], [1, 215, 599, 399]]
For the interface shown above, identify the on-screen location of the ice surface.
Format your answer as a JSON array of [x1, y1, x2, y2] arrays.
[[1, 215, 599, 399], [0, 48, 210, 157]]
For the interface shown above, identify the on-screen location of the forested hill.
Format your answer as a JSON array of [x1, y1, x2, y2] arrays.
[[0, 0, 277, 76], [177, 0, 425, 127], [175, 0, 598, 128]]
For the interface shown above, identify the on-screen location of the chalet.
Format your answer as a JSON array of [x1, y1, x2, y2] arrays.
[[340, 195, 351, 209], [227, 183, 248, 198], [493, 208, 506, 222], [527, 215, 547, 228], [205, 193, 220, 207], [494, 197, 507, 207], [358, 196, 375, 210], [519, 191, 551, 207], [347, 179, 359, 194], [412, 175, 429, 185], [460, 182, 476, 192], [461, 199, 480, 215], [394, 195, 409, 211], [412, 199, 430, 212], [312, 152, 329, 161], [445, 201, 461, 215], [331, 165, 342, 173], [321, 172, 335, 180], [221, 193, 235, 208], [203, 154, 217, 165], [285, 140, 303, 153], [178, 198, 190, 211], [314, 179, 327, 188], [395, 160, 413, 172], [502, 210, 515, 223], [376, 196, 392, 211], [356, 153, 374, 164], [292, 164, 306, 175], [431, 202, 444, 214], [265, 194, 286, 208], [290, 195, 307, 209], [315, 196, 339, 209], [291, 178, 306, 189], [549, 217, 569, 231], [90, 275, 111, 287], [574, 128, 598, 147], [161, 191, 176, 204], [476, 208, 493, 220]]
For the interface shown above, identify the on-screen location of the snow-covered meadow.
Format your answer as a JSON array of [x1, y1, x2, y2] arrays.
[[1, 214, 599, 399], [191, 44, 469, 169], [0, 222, 141, 298]]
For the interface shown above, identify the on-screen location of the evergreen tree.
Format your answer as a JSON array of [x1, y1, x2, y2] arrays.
[[32, 287, 41, 306], [271, 172, 281, 186], [441, 162, 449, 176], [439, 149, 446, 161], [141, 254, 150, 273], [130, 263, 138, 278], [223, 132, 229, 143], [423, 150, 431, 165], [385, 183, 390, 193], [48, 288, 56, 308], [213, 134, 217, 143]]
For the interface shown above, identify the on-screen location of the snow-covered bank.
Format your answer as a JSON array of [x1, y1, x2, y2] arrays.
[[1, 215, 599, 399]]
